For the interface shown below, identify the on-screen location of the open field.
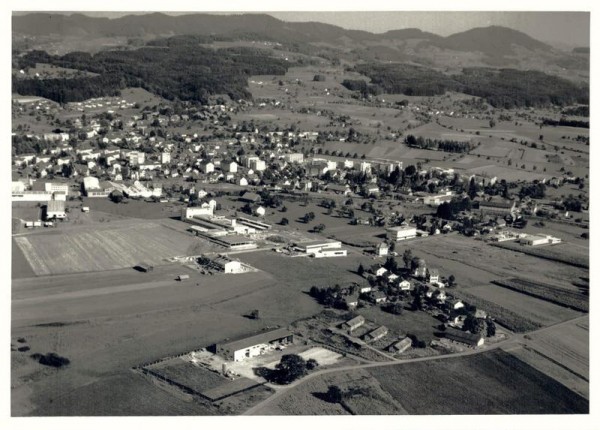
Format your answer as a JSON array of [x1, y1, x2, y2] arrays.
[[260, 368, 407, 415], [458, 285, 582, 328], [505, 346, 588, 400], [524, 319, 588, 379], [12, 240, 340, 414], [489, 241, 588, 269], [493, 278, 588, 312], [396, 234, 586, 290], [368, 349, 588, 414], [13, 219, 208, 276], [22, 372, 216, 416]]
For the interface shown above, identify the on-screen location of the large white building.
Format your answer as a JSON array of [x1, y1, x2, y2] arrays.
[[161, 152, 171, 164], [284, 153, 304, 163], [44, 182, 69, 196], [295, 239, 342, 255], [387, 226, 418, 241]]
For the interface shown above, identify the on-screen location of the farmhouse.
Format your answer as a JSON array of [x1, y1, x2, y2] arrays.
[[427, 268, 440, 284], [398, 280, 412, 291], [345, 294, 359, 309], [371, 291, 388, 304], [44, 200, 66, 220], [388, 337, 412, 354], [364, 326, 388, 342], [376, 242, 389, 257], [294, 239, 342, 255], [214, 327, 294, 362], [444, 327, 485, 347], [342, 315, 365, 331], [387, 225, 417, 241]]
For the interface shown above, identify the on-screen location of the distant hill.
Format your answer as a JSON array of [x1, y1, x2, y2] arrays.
[[13, 12, 556, 54], [428, 26, 552, 56]]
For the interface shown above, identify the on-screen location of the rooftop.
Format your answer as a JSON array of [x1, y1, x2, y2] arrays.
[[217, 327, 292, 352]]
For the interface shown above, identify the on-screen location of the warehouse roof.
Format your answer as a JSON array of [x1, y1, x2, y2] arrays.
[[217, 327, 292, 352]]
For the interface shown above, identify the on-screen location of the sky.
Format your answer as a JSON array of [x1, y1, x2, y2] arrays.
[[13, 11, 590, 47]]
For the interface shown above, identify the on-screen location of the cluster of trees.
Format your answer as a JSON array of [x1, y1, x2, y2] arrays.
[[405, 135, 475, 153], [436, 197, 472, 220], [265, 354, 318, 385], [518, 182, 546, 199], [308, 285, 352, 309], [14, 41, 289, 103], [12, 135, 54, 155], [350, 64, 588, 108], [340, 79, 381, 97], [561, 105, 589, 117], [541, 118, 589, 128]]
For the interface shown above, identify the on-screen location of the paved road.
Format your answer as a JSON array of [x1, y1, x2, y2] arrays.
[[243, 314, 588, 415]]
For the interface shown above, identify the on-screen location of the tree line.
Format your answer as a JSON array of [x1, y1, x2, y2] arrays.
[[404, 135, 475, 153]]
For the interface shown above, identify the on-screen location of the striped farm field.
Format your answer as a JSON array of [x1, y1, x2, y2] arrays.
[[13, 220, 209, 276]]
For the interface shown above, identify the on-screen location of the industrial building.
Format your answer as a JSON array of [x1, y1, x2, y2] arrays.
[[386, 225, 417, 241], [213, 328, 294, 362], [519, 234, 562, 246], [208, 234, 257, 250], [236, 216, 272, 231], [312, 248, 347, 258], [294, 239, 342, 255]]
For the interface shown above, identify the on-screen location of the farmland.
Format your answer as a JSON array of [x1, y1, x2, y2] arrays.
[[492, 278, 588, 312], [457, 285, 582, 329], [489, 241, 589, 269], [13, 219, 212, 276], [395, 234, 586, 289], [367, 350, 588, 414]]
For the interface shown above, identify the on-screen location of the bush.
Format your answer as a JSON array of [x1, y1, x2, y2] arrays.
[[37, 352, 71, 368]]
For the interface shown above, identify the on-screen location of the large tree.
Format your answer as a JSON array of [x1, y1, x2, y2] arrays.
[[275, 354, 308, 384]]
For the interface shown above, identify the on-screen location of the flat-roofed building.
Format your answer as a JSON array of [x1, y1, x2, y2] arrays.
[[387, 225, 417, 241], [284, 153, 304, 163], [294, 239, 342, 254]]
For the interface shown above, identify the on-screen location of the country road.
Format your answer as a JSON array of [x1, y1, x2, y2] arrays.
[[243, 314, 589, 415]]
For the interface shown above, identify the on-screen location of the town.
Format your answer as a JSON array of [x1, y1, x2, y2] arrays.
[[10, 10, 590, 420]]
